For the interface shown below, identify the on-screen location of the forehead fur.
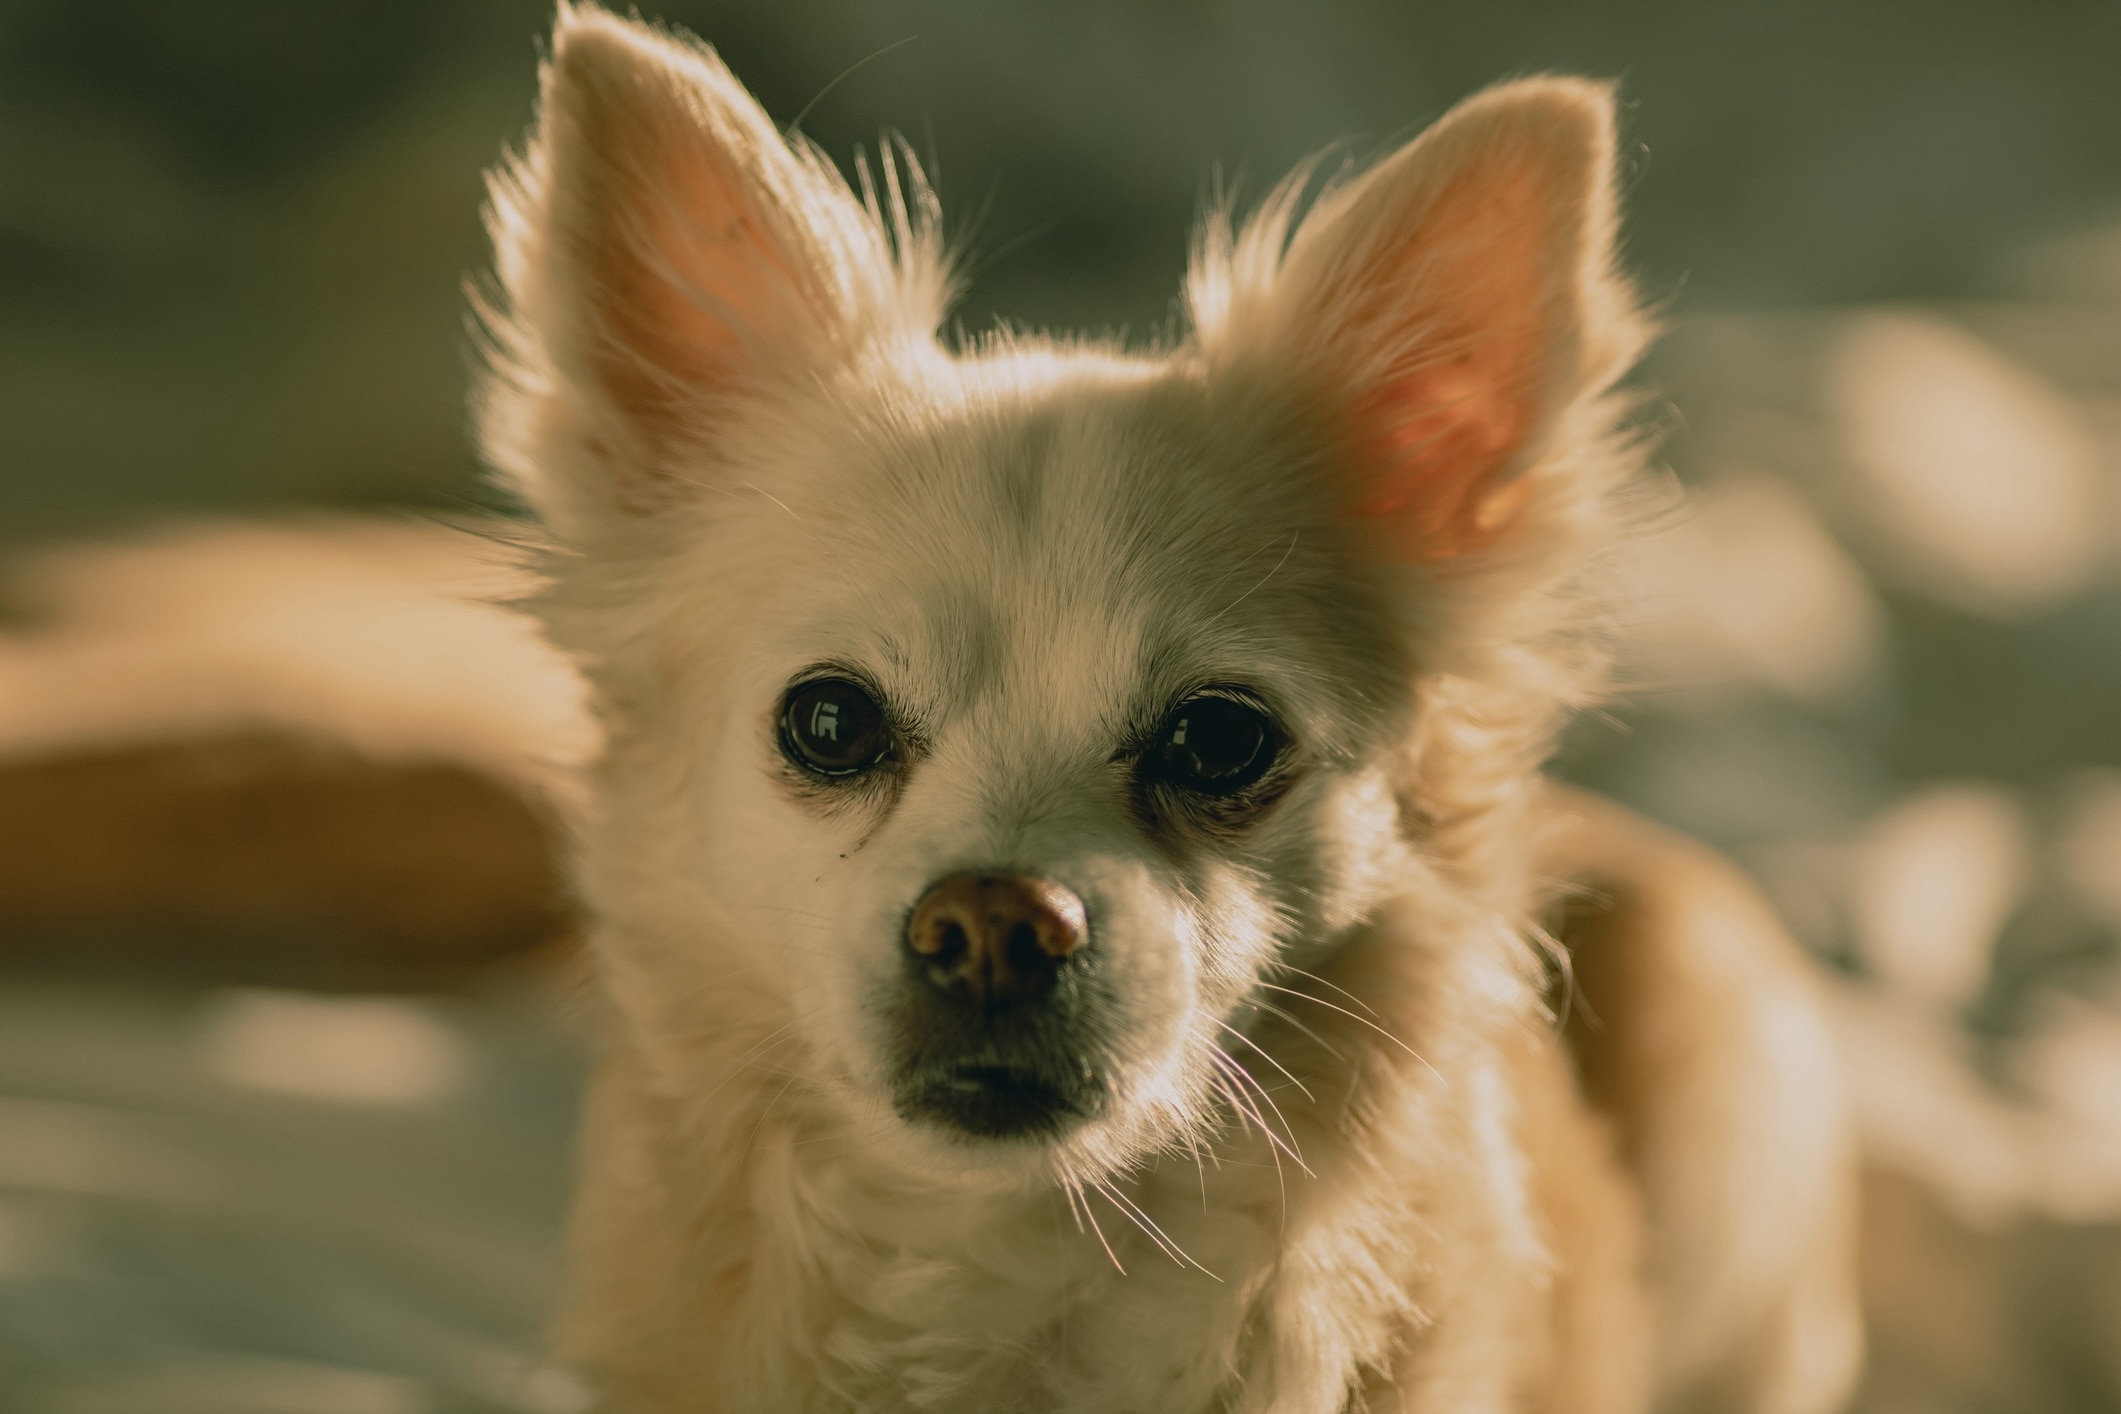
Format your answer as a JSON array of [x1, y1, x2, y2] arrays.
[[635, 340, 1415, 758]]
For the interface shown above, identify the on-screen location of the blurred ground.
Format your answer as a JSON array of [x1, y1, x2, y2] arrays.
[[0, 979, 585, 1414], [2, 1, 2120, 1410]]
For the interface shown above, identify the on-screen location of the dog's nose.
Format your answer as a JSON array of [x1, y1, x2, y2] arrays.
[[905, 873, 1087, 1008]]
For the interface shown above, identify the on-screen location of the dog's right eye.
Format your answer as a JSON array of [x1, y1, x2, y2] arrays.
[[1142, 693, 1279, 797], [780, 678, 893, 777]]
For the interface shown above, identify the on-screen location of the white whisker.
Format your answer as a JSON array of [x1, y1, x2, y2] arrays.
[[1182, 1127, 1212, 1211], [1204, 528, 1299, 626], [1210, 1069, 1290, 1226], [1208, 1046, 1312, 1177], [1255, 982, 1445, 1084], [1077, 1183, 1124, 1274], [1061, 1175, 1089, 1234], [1270, 961, 1385, 1019], [694, 1021, 804, 1107], [738, 479, 802, 522], [1214, 1017, 1316, 1102], [1249, 999, 1350, 1067], [1093, 1181, 1221, 1281]]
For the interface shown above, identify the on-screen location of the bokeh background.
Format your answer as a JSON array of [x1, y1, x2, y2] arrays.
[[1, 2, 2118, 1410]]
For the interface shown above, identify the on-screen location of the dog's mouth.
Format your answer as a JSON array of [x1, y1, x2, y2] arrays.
[[893, 1062, 1104, 1141], [881, 909, 1118, 1144]]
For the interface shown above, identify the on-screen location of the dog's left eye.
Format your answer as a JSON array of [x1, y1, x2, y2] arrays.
[[1144, 694, 1278, 796], [781, 678, 893, 777]]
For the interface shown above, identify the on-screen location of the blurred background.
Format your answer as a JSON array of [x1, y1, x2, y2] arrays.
[[0, 1, 2117, 1410]]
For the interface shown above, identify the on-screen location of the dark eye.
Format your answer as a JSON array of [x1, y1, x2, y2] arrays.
[[1144, 694, 1277, 795], [780, 678, 893, 777]]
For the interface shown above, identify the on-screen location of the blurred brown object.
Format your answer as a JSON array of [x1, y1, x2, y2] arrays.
[[0, 732, 571, 990], [0, 517, 594, 991]]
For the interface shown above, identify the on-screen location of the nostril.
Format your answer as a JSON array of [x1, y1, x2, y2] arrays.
[[1006, 920, 1047, 979], [936, 920, 969, 966]]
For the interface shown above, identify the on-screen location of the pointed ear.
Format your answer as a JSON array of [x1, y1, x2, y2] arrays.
[[1191, 78, 1645, 563], [478, 5, 945, 519]]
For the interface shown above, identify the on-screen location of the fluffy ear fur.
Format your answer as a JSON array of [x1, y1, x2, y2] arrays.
[[476, 3, 948, 527], [1189, 78, 1644, 563]]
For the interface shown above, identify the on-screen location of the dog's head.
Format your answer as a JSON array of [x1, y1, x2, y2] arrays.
[[479, 8, 1645, 1183]]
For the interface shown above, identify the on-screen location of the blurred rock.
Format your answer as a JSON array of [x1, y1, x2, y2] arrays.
[[1827, 311, 2106, 615], [1851, 784, 2029, 1014]]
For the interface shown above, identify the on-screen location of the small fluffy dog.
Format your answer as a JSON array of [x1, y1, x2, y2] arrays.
[[476, 8, 1862, 1411]]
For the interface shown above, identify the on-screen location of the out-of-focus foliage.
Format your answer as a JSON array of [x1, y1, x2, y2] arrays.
[[1, 0, 2117, 532]]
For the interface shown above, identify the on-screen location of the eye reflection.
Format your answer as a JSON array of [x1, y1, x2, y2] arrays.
[[1144, 694, 1277, 796], [781, 678, 893, 777]]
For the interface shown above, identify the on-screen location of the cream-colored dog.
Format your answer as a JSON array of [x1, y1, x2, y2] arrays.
[[476, 8, 1861, 1410]]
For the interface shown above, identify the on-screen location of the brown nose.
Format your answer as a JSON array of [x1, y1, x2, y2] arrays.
[[905, 873, 1088, 1008]]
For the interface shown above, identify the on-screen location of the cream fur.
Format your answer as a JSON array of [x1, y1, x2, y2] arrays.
[[474, 8, 1862, 1411]]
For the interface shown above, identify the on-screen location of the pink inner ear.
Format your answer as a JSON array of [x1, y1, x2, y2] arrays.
[[579, 101, 815, 462], [1341, 161, 1560, 561], [593, 145, 793, 447]]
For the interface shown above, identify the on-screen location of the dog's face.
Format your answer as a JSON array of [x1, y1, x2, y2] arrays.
[[481, 9, 1638, 1183], [621, 356, 1420, 1179]]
